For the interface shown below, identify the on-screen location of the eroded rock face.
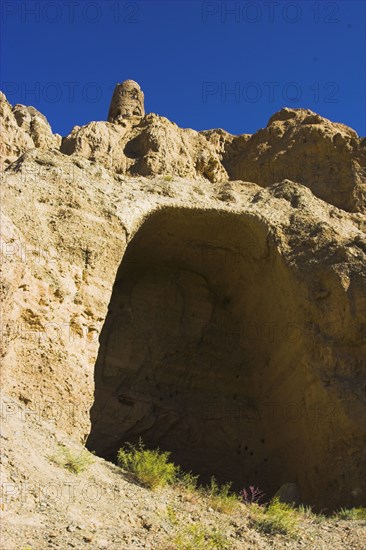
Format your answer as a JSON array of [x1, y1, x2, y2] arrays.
[[61, 80, 227, 181], [86, 206, 365, 510], [61, 113, 228, 182], [108, 79, 145, 123], [60, 104, 366, 211], [1, 91, 366, 510], [2, 88, 364, 211], [0, 92, 61, 167], [60, 121, 129, 174], [223, 108, 366, 213]]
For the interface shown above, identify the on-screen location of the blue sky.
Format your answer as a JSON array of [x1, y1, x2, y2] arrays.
[[1, 0, 365, 136]]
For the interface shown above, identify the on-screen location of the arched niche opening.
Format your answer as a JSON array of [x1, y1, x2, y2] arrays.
[[86, 207, 362, 509]]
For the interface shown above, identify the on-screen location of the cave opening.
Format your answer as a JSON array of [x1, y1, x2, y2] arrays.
[[87, 207, 311, 502]]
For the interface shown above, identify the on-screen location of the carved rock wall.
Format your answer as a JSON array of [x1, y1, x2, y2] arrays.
[[87, 208, 366, 510]]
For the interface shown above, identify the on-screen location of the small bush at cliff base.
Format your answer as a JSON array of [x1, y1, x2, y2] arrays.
[[173, 523, 229, 550], [175, 467, 199, 492], [250, 497, 299, 536], [117, 439, 176, 490], [205, 477, 240, 514], [297, 504, 325, 523], [50, 446, 95, 474], [335, 507, 366, 520]]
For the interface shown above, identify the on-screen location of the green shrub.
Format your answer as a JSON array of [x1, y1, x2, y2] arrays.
[[166, 504, 179, 526], [206, 477, 240, 514], [335, 507, 366, 520], [297, 504, 325, 523], [175, 467, 199, 492], [173, 523, 229, 550], [50, 445, 94, 474], [297, 505, 314, 519], [174, 468, 201, 503], [251, 497, 299, 536], [117, 439, 177, 490], [297, 504, 315, 518]]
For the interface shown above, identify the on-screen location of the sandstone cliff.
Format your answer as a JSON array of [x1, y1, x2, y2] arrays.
[[222, 108, 366, 213], [1, 89, 365, 212], [0, 92, 61, 167], [1, 89, 365, 518]]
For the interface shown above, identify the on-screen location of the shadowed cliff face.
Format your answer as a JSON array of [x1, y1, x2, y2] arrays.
[[86, 207, 365, 510]]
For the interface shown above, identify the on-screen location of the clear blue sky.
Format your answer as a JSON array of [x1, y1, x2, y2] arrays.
[[1, 0, 365, 137]]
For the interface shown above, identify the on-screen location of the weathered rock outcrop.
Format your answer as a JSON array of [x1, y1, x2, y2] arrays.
[[108, 79, 145, 122], [222, 108, 366, 213], [0, 92, 61, 167], [60, 102, 366, 211], [1, 85, 365, 211], [60, 113, 228, 182], [1, 89, 365, 511]]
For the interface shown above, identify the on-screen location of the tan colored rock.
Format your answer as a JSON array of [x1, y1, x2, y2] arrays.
[[61, 113, 228, 182], [2, 144, 365, 511], [61, 79, 227, 182], [0, 92, 34, 167], [0, 93, 61, 167], [62, 101, 366, 210], [1, 93, 366, 512], [13, 104, 61, 149], [3, 87, 363, 211], [1, 90, 365, 211], [107, 79, 145, 123], [60, 121, 129, 174], [223, 108, 366, 213]]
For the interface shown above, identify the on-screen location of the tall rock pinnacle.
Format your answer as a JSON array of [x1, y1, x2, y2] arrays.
[[107, 80, 145, 123]]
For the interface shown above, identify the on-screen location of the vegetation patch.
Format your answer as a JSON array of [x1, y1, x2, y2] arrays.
[[172, 523, 230, 550], [205, 477, 240, 514], [249, 497, 299, 537], [49, 445, 95, 474], [334, 507, 366, 520], [117, 439, 177, 490]]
